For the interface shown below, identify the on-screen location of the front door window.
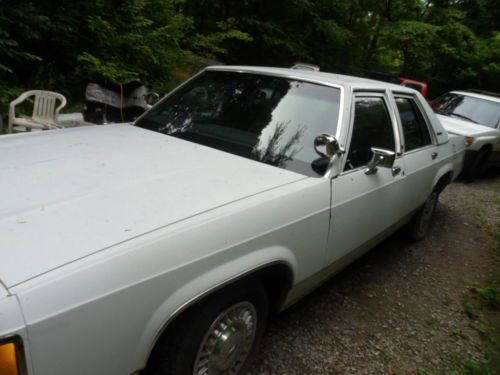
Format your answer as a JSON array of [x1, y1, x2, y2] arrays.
[[345, 97, 396, 171]]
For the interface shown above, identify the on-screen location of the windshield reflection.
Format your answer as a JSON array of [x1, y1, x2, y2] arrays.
[[135, 71, 341, 177], [252, 121, 306, 167]]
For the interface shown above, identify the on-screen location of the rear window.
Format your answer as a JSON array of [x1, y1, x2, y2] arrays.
[[136, 71, 341, 177]]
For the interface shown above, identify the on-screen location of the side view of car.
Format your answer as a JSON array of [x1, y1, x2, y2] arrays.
[[432, 90, 500, 181], [0, 66, 465, 375]]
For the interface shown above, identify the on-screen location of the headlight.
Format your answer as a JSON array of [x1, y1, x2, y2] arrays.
[[466, 136, 474, 146], [0, 336, 25, 375]]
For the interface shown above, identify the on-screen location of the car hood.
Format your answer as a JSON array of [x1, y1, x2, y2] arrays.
[[0, 124, 304, 287], [436, 114, 498, 137]]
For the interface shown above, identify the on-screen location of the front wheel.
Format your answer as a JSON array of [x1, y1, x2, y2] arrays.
[[146, 281, 269, 375], [462, 149, 489, 182], [408, 191, 438, 241]]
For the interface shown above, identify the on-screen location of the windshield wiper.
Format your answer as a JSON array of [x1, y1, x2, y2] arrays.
[[433, 108, 446, 115], [449, 112, 478, 123]]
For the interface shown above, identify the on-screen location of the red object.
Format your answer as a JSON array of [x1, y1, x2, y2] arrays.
[[399, 78, 429, 99]]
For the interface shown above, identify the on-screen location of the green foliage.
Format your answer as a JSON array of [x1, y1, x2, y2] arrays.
[[461, 358, 500, 375], [0, 85, 23, 132], [0, 0, 498, 116], [417, 368, 432, 375], [451, 325, 500, 375], [463, 298, 478, 319], [188, 18, 253, 58], [453, 328, 470, 340], [0, 1, 46, 73], [425, 313, 440, 326], [475, 287, 500, 310], [380, 20, 438, 76], [76, 0, 188, 90]]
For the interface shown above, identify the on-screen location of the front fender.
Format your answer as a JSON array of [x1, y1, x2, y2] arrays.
[[135, 246, 297, 368], [432, 162, 454, 190], [469, 136, 497, 151]]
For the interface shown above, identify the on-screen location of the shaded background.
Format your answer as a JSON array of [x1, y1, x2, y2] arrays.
[[0, 0, 499, 115]]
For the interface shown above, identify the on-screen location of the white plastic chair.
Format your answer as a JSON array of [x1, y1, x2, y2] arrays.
[[8, 90, 67, 133]]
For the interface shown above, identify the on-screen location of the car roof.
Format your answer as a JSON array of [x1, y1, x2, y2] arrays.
[[207, 65, 416, 94], [451, 90, 500, 103]]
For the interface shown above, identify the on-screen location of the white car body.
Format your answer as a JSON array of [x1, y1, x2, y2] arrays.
[[435, 91, 500, 175], [1, 66, 465, 375]]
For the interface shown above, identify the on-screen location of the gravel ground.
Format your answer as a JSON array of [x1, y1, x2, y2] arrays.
[[247, 174, 500, 375]]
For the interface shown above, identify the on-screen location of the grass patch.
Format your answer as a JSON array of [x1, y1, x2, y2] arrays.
[[382, 350, 393, 363], [460, 358, 499, 375], [474, 287, 500, 310], [454, 250, 500, 375], [494, 231, 500, 256], [444, 327, 500, 375], [425, 314, 440, 326], [463, 298, 478, 319], [418, 368, 432, 375], [452, 326, 500, 374], [453, 328, 470, 340]]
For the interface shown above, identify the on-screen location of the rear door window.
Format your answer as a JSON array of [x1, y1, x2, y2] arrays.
[[395, 97, 432, 152]]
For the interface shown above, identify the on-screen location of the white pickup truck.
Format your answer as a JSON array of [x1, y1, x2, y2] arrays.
[[432, 90, 500, 181], [0, 66, 465, 375]]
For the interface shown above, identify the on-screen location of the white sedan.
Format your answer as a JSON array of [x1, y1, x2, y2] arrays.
[[0, 66, 465, 375]]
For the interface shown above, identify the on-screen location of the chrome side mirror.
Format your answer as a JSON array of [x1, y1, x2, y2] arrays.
[[314, 134, 344, 158], [365, 147, 396, 175]]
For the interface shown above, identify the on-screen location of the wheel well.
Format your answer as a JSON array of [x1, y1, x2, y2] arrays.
[[252, 263, 294, 314], [480, 144, 493, 155], [435, 171, 453, 194], [143, 263, 293, 371]]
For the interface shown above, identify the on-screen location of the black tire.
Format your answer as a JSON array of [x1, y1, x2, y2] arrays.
[[145, 280, 269, 375], [408, 190, 439, 242], [463, 149, 489, 182]]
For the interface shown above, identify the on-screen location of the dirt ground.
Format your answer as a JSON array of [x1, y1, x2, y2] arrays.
[[248, 175, 500, 375]]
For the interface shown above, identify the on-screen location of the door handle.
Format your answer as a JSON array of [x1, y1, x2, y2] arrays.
[[431, 152, 438, 160], [392, 166, 402, 176]]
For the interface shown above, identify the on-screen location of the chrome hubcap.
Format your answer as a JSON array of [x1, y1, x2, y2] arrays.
[[193, 302, 257, 375]]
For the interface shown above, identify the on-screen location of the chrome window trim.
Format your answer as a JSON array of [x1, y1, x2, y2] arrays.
[[339, 90, 402, 176], [403, 144, 436, 156]]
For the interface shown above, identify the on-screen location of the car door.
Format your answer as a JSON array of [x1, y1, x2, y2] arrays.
[[391, 93, 439, 214], [326, 92, 406, 265]]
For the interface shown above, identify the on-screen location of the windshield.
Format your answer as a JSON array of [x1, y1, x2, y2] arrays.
[[135, 70, 341, 177], [432, 93, 500, 128]]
